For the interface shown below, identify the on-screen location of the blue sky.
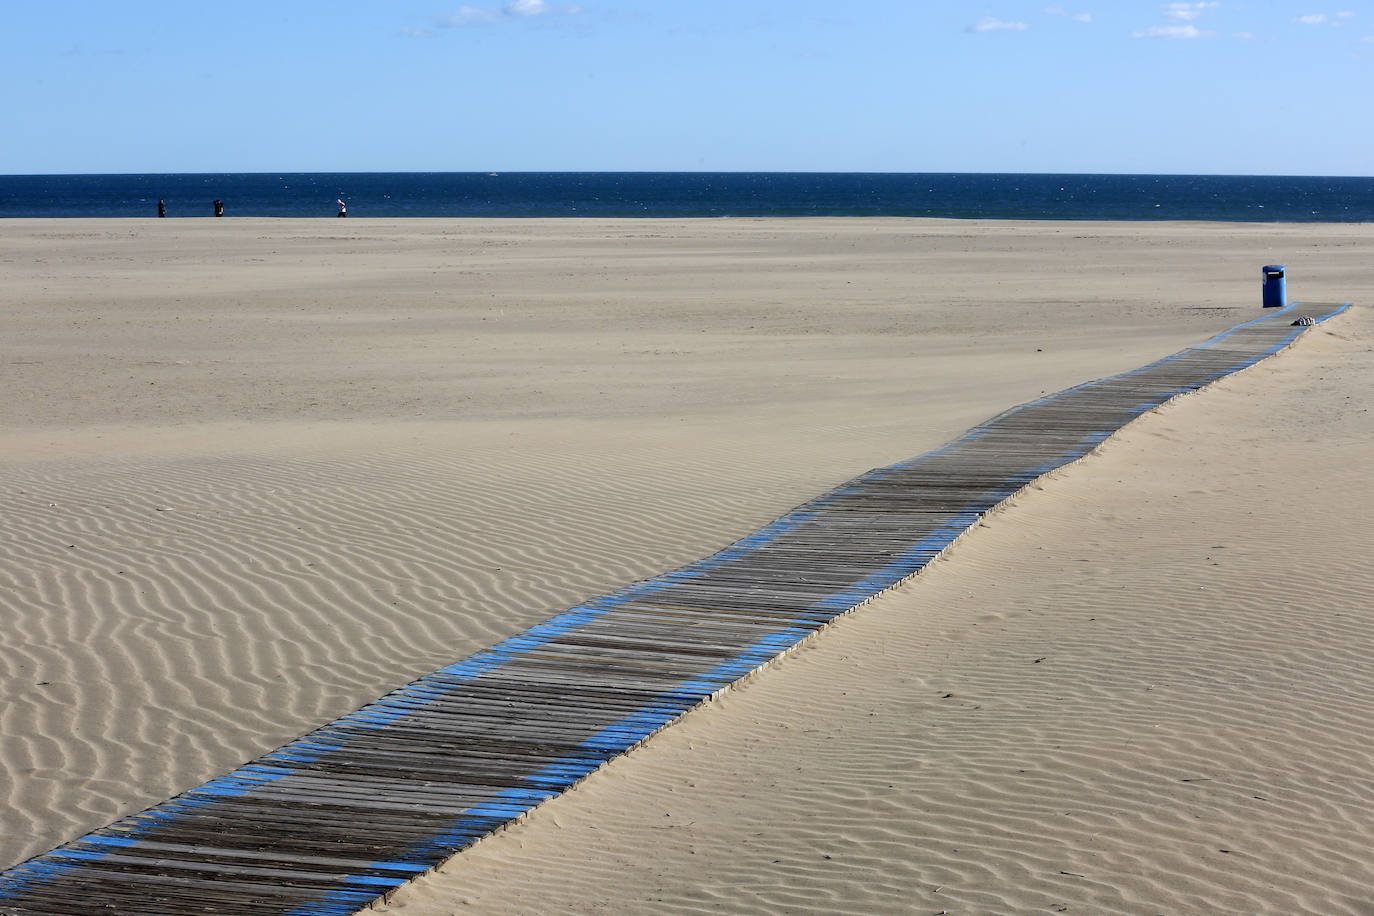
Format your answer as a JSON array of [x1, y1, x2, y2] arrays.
[[6, 1, 1373, 175]]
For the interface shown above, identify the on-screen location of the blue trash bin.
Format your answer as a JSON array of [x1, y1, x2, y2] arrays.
[[1262, 265, 1286, 308]]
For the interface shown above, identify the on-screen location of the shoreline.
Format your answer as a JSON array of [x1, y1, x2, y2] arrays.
[[6, 172, 1374, 223], [6, 214, 1374, 223], [5, 214, 1374, 224]]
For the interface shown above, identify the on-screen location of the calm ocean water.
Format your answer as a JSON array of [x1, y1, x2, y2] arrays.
[[1, 172, 1371, 221]]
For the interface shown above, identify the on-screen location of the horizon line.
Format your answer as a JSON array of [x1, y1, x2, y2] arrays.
[[4, 169, 1374, 180]]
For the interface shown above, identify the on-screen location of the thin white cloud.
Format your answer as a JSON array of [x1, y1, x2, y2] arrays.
[[1135, 2, 1219, 39], [1133, 24, 1212, 38], [507, 0, 550, 16], [440, 6, 500, 26], [969, 16, 1030, 32], [433, 0, 565, 28], [1286, 10, 1359, 27], [1046, 7, 1093, 22], [1164, 2, 1219, 21]]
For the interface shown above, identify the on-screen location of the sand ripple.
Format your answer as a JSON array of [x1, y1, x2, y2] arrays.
[[0, 415, 959, 868], [373, 313, 1374, 914]]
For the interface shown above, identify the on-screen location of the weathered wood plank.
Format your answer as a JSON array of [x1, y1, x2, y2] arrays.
[[0, 302, 1347, 915]]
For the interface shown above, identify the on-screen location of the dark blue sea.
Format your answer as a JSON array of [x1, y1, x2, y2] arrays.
[[1, 172, 1372, 221]]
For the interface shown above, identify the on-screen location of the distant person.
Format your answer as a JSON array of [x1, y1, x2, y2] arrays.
[[337, 198, 347, 218], [157, 199, 166, 218], [213, 199, 224, 217]]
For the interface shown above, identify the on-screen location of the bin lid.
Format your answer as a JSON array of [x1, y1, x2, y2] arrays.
[[1262, 264, 1285, 274]]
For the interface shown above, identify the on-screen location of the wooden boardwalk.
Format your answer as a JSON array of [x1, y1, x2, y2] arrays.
[[0, 302, 1349, 915]]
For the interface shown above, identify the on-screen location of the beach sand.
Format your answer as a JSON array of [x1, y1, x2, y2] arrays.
[[373, 304, 1374, 916], [1, 219, 1370, 909]]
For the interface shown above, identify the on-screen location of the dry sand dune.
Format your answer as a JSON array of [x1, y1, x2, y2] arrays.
[[1, 219, 1370, 904], [374, 308, 1374, 915]]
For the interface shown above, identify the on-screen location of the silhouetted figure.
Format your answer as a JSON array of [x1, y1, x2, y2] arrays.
[[213, 199, 224, 218], [158, 199, 166, 218]]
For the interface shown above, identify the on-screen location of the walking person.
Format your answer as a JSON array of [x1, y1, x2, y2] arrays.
[[337, 198, 347, 218], [158, 199, 166, 218]]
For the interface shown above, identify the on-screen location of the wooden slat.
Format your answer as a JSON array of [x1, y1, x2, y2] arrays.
[[0, 302, 1348, 915]]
